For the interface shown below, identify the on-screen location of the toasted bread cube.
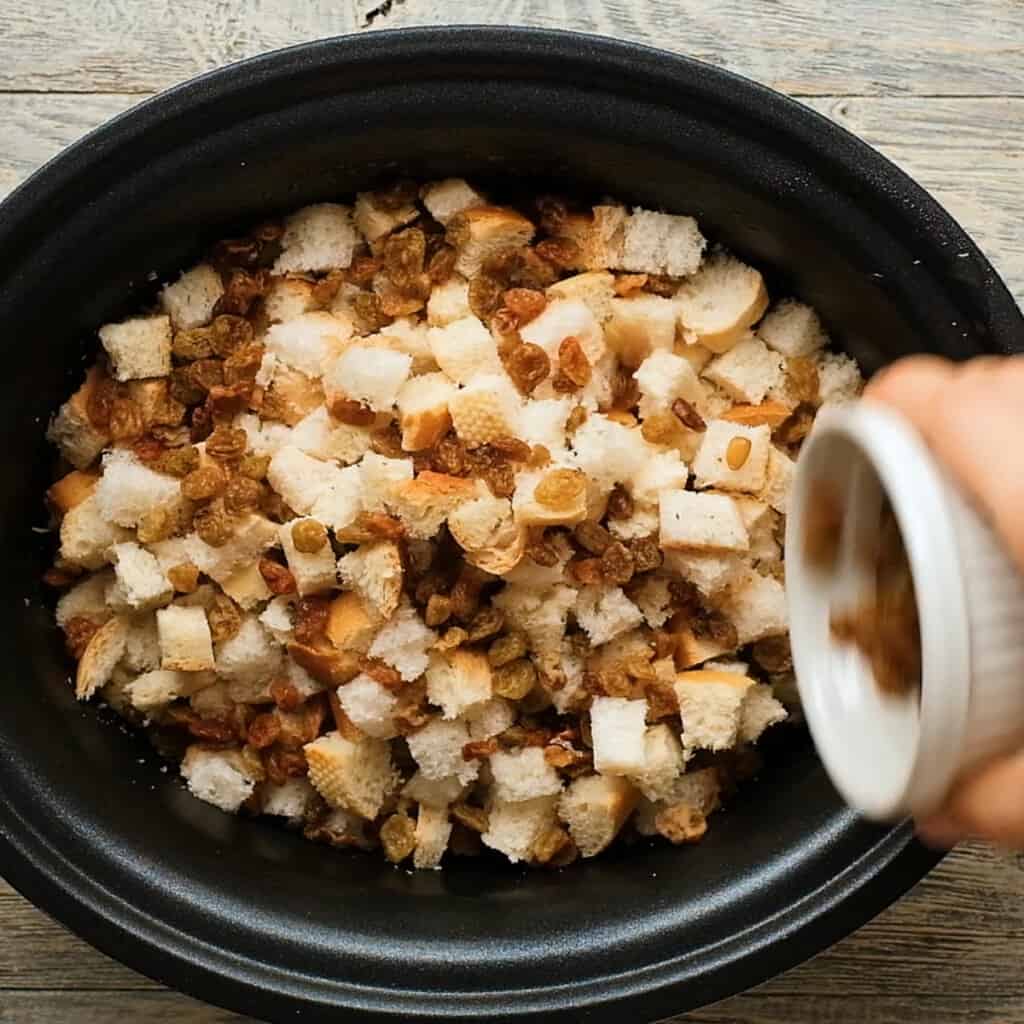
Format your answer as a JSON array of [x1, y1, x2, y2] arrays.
[[337, 540, 403, 620], [388, 471, 476, 541], [633, 350, 702, 414], [731, 496, 780, 565], [99, 314, 172, 381], [465, 697, 517, 740], [181, 746, 258, 813], [620, 208, 706, 277], [94, 449, 182, 528], [258, 595, 295, 645], [259, 777, 318, 822], [310, 464, 365, 532], [407, 717, 479, 786], [337, 674, 399, 739], [491, 583, 576, 656], [324, 345, 412, 412], [604, 294, 677, 368], [127, 669, 211, 715], [107, 542, 173, 612], [448, 490, 516, 558], [304, 731, 398, 819], [403, 771, 467, 809], [672, 621, 738, 669], [552, 206, 627, 271], [157, 605, 215, 672], [724, 569, 788, 645], [412, 804, 453, 870], [426, 275, 471, 327], [759, 446, 795, 515], [265, 311, 352, 378], [425, 649, 492, 720], [631, 575, 674, 629], [396, 373, 455, 451], [512, 469, 588, 529], [267, 445, 339, 515], [630, 724, 686, 802], [666, 549, 745, 599], [427, 316, 503, 385], [120, 615, 162, 675], [353, 190, 418, 242], [420, 178, 487, 225], [160, 263, 224, 329], [692, 420, 771, 494], [215, 614, 281, 685], [262, 275, 318, 323], [449, 205, 535, 278], [194, 515, 280, 585], [449, 373, 521, 448], [482, 795, 558, 864], [519, 297, 605, 365], [221, 562, 272, 610], [47, 469, 99, 517], [590, 696, 648, 775], [291, 405, 373, 465], [546, 271, 616, 323], [703, 335, 784, 404], [675, 251, 769, 353], [659, 489, 749, 554], [757, 299, 828, 358], [367, 601, 436, 682], [262, 365, 325, 426], [125, 378, 185, 432], [740, 683, 789, 743], [356, 451, 412, 515], [58, 493, 132, 570], [56, 570, 114, 628], [558, 774, 639, 858], [489, 747, 563, 803], [46, 367, 111, 470], [279, 518, 336, 595], [675, 669, 753, 752], [326, 592, 379, 653], [678, 342, 715, 375], [75, 617, 127, 700], [570, 414, 650, 491], [274, 203, 358, 273], [816, 351, 864, 406]]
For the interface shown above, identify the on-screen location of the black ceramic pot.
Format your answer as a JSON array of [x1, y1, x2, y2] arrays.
[[0, 27, 1019, 1024]]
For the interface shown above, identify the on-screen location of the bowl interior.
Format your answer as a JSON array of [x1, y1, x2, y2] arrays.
[[0, 29, 1013, 1024]]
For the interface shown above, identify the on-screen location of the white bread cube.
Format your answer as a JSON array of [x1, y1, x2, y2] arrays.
[[274, 203, 358, 273], [267, 445, 340, 515], [265, 312, 352, 378], [259, 595, 295, 645], [465, 697, 517, 740], [604, 294, 677, 368], [377, 318, 439, 375], [558, 774, 638, 858], [512, 469, 588, 529], [634, 350, 702, 414], [675, 669, 753, 752], [590, 696, 648, 775], [95, 449, 181, 528], [413, 804, 453, 870], [816, 351, 864, 406], [234, 412, 293, 457], [492, 583, 576, 655], [426, 648, 492, 719], [692, 420, 771, 494], [659, 490, 749, 553], [220, 563, 273, 610], [631, 575, 674, 629], [407, 717, 479, 786], [291, 406, 373, 465], [337, 540, 403, 620], [629, 724, 686, 802], [482, 795, 558, 864], [358, 451, 414, 514], [519, 297, 605, 365], [489, 747, 562, 803], [604, 503, 657, 543], [575, 587, 644, 647], [260, 777, 318, 822], [99, 314, 172, 381], [555, 206, 627, 271], [447, 489, 513, 552], [518, 397, 572, 455], [279, 518, 336, 595], [427, 316, 503, 385], [46, 368, 110, 470], [675, 251, 769, 353], [703, 335, 784, 404], [629, 449, 689, 507], [215, 615, 281, 685], [181, 746, 257, 813], [367, 601, 436, 681], [324, 345, 412, 411], [421, 178, 486, 225], [326, 592, 379, 653], [190, 515, 280, 586], [757, 299, 828, 358], [620, 208, 706, 277], [75, 617, 127, 700], [59, 493, 131, 570], [160, 264, 223, 329], [740, 683, 788, 743], [665, 549, 745, 598], [127, 669, 211, 716], [759, 446, 795, 515], [310, 464, 365, 532], [732, 496, 780, 565], [304, 731, 398, 819], [396, 372, 455, 451], [449, 373, 522, 448], [107, 542, 173, 612], [570, 414, 650, 491], [353, 191, 418, 242], [121, 614, 163, 675], [157, 605, 215, 672], [337, 674, 399, 739], [403, 771, 466, 809], [263, 275, 318, 323], [546, 271, 616, 323], [56, 570, 114, 628], [723, 569, 788, 645], [426, 275, 471, 326], [449, 205, 535, 278]]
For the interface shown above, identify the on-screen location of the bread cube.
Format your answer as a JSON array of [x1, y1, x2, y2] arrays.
[[449, 205, 535, 278], [403, 771, 467, 809], [279, 518, 337, 595], [629, 724, 686, 802], [449, 373, 522, 448], [492, 583, 577, 655], [633, 350, 702, 414], [265, 311, 352, 378], [215, 615, 281, 685], [757, 299, 828, 358], [337, 674, 399, 739], [723, 569, 788, 645], [675, 669, 754, 752], [420, 178, 487, 225], [358, 451, 414, 514], [575, 587, 644, 647], [413, 804, 453, 870], [304, 731, 398, 819], [157, 605, 215, 672], [353, 190, 418, 242], [664, 549, 745, 598], [816, 350, 864, 406], [629, 449, 689, 507], [425, 649, 492, 720], [290, 405, 373, 465], [234, 412, 293, 457], [326, 592, 379, 654], [274, 203, 358, 273], [490, 747, 563, 803], [259, 777, 318, 822], [447, 489, 513, 552], [569, 414, 650, 491], [519, 297, 605, 365], [46, 367, 111, 470], [267, 445, 340, 515], [192, 514, 280, 585], [517, 397, 572, 455], [58, 493, 131, 570], [703, 336, 784, 406], [310, 464, 365, 532], [620, 208, 706, 277], [482, 795, 559, 864], [56, 570, 114, 628], [659, 489, 749, 553], [692, 420, 771, 494], [262, 275, 319, 323], [99, 314, 172, 381], [604, 294, 677, 368], [337, 540, 403, 620], [407, 717, 479, 786], [558, 774, 638, 858], [367, 601, 436, 682], [324, 345, 412, 412], [107, 541, 173, 612], [396, 373, 455, 451], [739, 683, 788, 743], [758, 446, 795, 515], [160, 263, 223, 329], [465, 697, 517, 740], [258, 595, 295, 645], [426, 275, 471, 327], [75, 617, 127, 700], [672, 622, 738, 669], [127, 669, 211, 716], [181, 746, 258, 813], [590, 696, 648, 775], [389, 472, 476, 542], [553, 206, 627, 271], [631, 575, 674, 629], [675, 251, 769, 353], [95, 449, 181, 528], [546, 271, 616, 323], [427, 316, 503, 385]]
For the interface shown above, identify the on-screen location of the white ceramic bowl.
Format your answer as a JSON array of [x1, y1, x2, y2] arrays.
[[786, 403, 1024, 820]]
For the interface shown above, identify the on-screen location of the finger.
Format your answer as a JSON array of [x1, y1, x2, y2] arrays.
[[914, 814, 966, 850], [863, 354, 954, 403]]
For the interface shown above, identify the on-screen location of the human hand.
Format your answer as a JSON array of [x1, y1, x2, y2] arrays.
[[864, 353, 1024, 848]]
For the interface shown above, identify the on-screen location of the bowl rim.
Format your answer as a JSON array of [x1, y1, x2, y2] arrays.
[[4, 22, 1016, 1024]]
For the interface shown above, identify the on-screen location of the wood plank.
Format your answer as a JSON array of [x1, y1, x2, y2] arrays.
[[0, 991, 248, 1023]]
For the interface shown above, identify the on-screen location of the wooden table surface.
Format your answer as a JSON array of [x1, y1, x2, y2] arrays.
[[2, 1, 1022, 1021]]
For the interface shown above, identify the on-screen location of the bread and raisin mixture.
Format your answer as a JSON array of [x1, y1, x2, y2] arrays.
[[44, 180, 864, 869]]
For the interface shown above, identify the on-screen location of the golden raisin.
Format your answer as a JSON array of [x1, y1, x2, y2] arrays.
[[532, 824, 573, 865], [525, 532, 559, 567], [655, 803, 708, 845], [504, 342, 551, 395], [565, 405, 587, 434], [329, 396, 376, 426], [381, 227, 427, 292], [424, 594, 452, 628], [218, 272, 267, 318], [426, 244, 457, 284], [259, 558, 297, 595], [672, 398, 706, 431], [152, 444, 201, 478], [607, 485, 634, 521], [291, 519, 328, 553], [137, 506, 177, 545], [611, 364, 641, 410], [558, 336, 591, 387], [223, 474, 264, 514], [222, 342, 265, 386], [503, 288, 547, 325], [108, 398, 144, 442], [270, 678, 303, 712], [293, 596, 330, 645], [207, 592, 243, 645], [726, 435, 752, 470], [167, 563, 200, 593], [181, 464, 226, 501], [613, 273, 648, 296], [534, 468, 586, 510], [640, 412, 678, 445], [529, 444, 551, 468], [193, 501, 234, 547], [359, 657, 403, 689], [535, 238, 579, 269], [239, 453, 271, 480], [569, 557, 605, 585], [573, 520, 613, 555], [467, 607, 504, 643], [247, 712, 282, 750], [551, 371, 579, 394], [450, 802, 489, 833], [379, 814, 417, 864], [468, 273, 505, 320], [63, 616, 99, 660], [599, 541, 636, 584], [352, 291, 392, 332], [492, 659, 537, 700], [205, 425, 248, 461], [189, 403, 214, 443], [630, 536, 662, 573], [787, 357, 820, 405], [436, 626, 468, 652], [462, 738, 499, 761], [488, 631, 527, 667], [85, 374, 117, 430]]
